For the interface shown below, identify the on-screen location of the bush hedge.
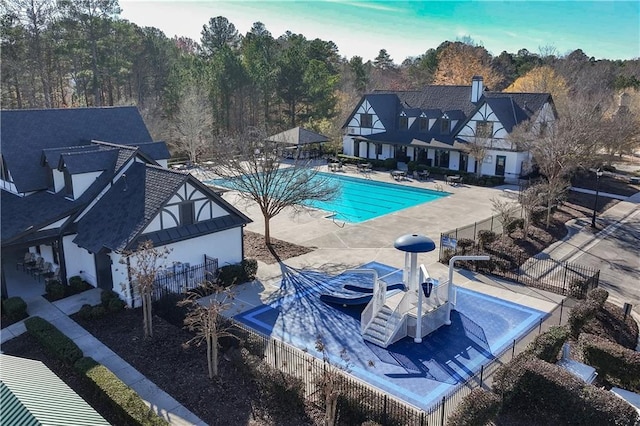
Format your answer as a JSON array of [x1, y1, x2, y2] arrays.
[[478, 230, 498, 246], [25, 316, 82, 364], [579, 333, 640, 391], [587, 288, 609, 306], [568, 289, 610, 337], [568, 299, 600, 338], [218, 259, 258, 287], [493, 353, 637, 425], [447, 388, 501, 426], [45, 280, 66, 300], [525, 325, 570, 362], [75, 357, 168, 426], [2, 296, 28, 322]]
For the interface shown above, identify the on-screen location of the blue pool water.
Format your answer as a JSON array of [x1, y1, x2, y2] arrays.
[[234, 262, 547, 411], [210, 171, 449, 223]]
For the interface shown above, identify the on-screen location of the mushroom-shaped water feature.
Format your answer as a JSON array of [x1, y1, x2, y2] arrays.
[[394, 234, 436, 343]]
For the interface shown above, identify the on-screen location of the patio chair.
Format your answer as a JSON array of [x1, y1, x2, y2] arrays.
[[34, 262, 53, 282], [16, 252, 35, 271], [26, 256, 44, 276], [44, 267, 61, 285]]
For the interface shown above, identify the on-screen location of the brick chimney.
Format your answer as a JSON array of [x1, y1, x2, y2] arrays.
[[471, 76, 483, 103]]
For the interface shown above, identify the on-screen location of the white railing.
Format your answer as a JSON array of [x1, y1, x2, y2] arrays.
[[360, 269, 398, 332], [422, 278, 449, 312], [382, 294, 410, 346]]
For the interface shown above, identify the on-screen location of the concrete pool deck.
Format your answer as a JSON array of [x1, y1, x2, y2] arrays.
[[196, 163, 566, 318]]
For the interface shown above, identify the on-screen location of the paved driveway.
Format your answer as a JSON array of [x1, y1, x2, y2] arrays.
[[571, 210, 640, 308]]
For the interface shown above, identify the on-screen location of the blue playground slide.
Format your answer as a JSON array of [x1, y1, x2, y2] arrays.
[[320, 283, 405, 306]]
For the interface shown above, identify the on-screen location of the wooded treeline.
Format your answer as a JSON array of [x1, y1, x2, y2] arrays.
[[2, 0, 639, 160]]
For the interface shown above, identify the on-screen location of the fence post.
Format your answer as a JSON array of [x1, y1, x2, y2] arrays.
[[511, 339, 516, 359], [559, 299, 564, 325], [383, 394, 388, 424], [490, 216, 494, 232], [420, 412, 424, 426], [562, 263, 569, 295], [473, 222, 477, 240], [480, 365, 484, 387], [440, 396, 446, 426]]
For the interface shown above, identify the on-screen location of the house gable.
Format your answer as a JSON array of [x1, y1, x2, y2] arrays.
[[345, 98, 387, 136], [143, 181, 228, 233]]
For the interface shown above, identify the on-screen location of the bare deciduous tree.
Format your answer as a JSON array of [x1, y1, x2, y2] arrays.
[[121, 240, 170, 339], [491, 196, 518, 235], [315, 338, 350, 426], [464, 138, 488, 177], [172, 85, 213, 163], [519, 184, 545, 238], [510, 96, 604, 227], [180, 282, 235, 379], [212, 128, 339, 246]]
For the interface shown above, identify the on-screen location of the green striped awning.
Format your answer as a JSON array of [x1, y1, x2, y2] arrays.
[[0, 354, 109, 426]]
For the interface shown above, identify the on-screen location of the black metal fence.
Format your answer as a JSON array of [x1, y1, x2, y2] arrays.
[[229, 299, 568, 426], [151, 256, 218, 301], [438, 232, 599, 299]]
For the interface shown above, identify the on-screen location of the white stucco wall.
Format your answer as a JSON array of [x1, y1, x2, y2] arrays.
[[52, 170, 65, 192], [62, 235, 97, 286], [71, 171, 101, 199], [41, 216, 69, 231], [449, 151, 460, 171], [37, 244, 55, 266]]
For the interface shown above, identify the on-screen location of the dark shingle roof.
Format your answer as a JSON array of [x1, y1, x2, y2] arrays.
[[60, 150, 118, 174], [484, 92, 552, 132], [134, 141, 171, 160], [344, 83, 553, 146], [1, 190, 74, 244], [41, 145, 101, 168], [73, 162, 187, 253], [267, 127, 329, 145], [1, 106, 153, 192]]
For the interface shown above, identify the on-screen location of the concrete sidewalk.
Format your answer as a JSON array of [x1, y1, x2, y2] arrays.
[[1, 290, 206, 426], [537, 191, 640, 264]]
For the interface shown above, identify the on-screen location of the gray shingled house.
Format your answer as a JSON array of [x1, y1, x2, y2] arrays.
[[342, 76, 557, 182], [1, 107, 251, 305]]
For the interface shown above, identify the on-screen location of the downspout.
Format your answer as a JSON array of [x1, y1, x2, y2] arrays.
[[57, 235, 68, 285]]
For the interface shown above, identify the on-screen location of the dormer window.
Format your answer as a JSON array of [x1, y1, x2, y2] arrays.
[[399, 116, 408, 130], [360, 113, 372, 128], [419, 117, 428, 132], [64, 170, 74, 199], [180, 201, 195, 226], [476, 121, 493, 139], [440, 117, 450, 134]]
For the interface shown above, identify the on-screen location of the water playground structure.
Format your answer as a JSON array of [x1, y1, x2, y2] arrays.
[[321, 233, 489, 348]]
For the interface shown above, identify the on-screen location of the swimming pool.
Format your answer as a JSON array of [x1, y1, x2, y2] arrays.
[[210, 171, 449, 223]]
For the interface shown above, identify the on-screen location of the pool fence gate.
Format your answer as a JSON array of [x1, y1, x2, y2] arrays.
[[230, 300, 568, 426]]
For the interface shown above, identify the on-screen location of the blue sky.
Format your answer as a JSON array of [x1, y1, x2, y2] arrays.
[[120, 1, 640, 61]]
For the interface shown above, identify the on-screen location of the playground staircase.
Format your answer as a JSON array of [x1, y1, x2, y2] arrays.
[[362, 292, 407, 348]]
